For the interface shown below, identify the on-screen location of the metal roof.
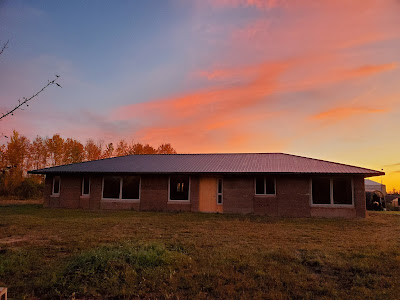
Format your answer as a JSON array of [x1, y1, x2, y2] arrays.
[[28, 153, 384, 177]]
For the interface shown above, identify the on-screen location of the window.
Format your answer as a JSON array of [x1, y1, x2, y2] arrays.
[[255, 175, 275, 195], [333, 178, 352, 205], [103, 176, 120, 199], [311, 178, 330, 204], [82, 176, 90, 196], [102, 176, 140, 200], [122, 176, 140, 200], [169, 175, 190, 201], [217, 178, 223, 204], [311, 177, 353, 206], [52, 176, 60, 196]]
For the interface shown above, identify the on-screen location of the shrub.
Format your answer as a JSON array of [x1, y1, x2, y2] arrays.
[[14, 177, 44, 199]]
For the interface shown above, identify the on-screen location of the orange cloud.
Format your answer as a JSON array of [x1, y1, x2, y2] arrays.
[[283, 62, 398, 93], [311, 107, 388, 122], [113, 60, 292, 122], [347, 63, 398, 77], [111, 59, 292, 152], [111, 55, 397, 152]]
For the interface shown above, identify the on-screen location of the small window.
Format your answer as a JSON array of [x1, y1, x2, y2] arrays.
[[122, 176, 140, 200], [82, 176, 90, 196], [333, 178, 352, 205], [103, 176, 121, 199], [312, 178, 331, 204], [170, 175, 190, 200], [255, 176, 265, 194], [52, 176, 60, 195], [255, 175, 275, 195], [217, 178, 223, 204]]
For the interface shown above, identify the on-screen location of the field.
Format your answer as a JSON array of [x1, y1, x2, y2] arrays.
[[0, 203, 399, 299]]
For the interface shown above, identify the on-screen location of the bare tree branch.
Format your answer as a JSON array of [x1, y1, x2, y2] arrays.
[[0, 75, 62, 121], [0, 40, 9, 56]]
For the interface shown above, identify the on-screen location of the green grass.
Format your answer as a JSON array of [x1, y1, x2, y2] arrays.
[[0, 205, 399, 299]]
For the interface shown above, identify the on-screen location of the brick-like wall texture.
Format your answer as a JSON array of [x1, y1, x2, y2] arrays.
[[223, 175, 254, 214], [43, 174, 367, 218], [354, 176, 366, 218], [140, 175, 168, 211]]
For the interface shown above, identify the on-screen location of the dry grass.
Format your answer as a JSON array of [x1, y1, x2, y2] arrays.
[[0, 205, 399, 299], [0, 198, 43, 206]]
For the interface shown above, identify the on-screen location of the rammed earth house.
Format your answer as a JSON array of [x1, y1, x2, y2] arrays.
[[29, 153, 384, 218]]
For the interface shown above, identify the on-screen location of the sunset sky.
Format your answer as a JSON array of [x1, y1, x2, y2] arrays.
[[0, 0, 399, 190]]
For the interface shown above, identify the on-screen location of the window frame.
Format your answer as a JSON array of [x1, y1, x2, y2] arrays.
[[168, 175, 191, 203], [51, 176, 61, 197], [101, 176, 141, 202], [217, 178, 223, 205], [310, 177, 354, 207], [254, 175, 276, 196], [81, 176, 91, 197]]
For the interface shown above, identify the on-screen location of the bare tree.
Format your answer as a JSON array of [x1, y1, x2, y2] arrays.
[[0, 40, 62, 137]]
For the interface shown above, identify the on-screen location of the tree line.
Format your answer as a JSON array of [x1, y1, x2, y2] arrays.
[[0, 130, 177, 198]]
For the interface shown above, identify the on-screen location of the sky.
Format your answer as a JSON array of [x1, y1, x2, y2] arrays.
[[0, 0, 399, 190]]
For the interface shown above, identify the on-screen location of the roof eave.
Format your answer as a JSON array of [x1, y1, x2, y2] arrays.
[[28, 170, 385, 176]]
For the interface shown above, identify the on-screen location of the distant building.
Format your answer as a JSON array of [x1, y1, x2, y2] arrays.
[[365, 179, 386, 210]]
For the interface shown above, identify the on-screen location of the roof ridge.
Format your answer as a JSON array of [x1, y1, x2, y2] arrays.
[[279, 152, 383, 174]]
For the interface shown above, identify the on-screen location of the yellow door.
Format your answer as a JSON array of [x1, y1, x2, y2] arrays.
[[199, 177, 223, 213]]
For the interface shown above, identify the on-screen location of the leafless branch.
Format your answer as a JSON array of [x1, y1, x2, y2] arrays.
[[0, 75, 62, 121], [0, 40, 9, 56]]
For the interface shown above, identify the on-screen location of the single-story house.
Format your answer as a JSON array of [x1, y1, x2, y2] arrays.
[[29, 153, 384, 218]]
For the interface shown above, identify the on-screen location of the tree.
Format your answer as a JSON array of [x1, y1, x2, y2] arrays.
[[30, 136, 48, 170], [143, 144, 157, 154], [85, 139, 102, 161], [115, 139, 129, 157], [102, 143, 114, 159], [46, 134, 64, 166], [63, 138, 84, 164], [1, 130, 31, 194], [157, 143, 177, 154], [128, 142, 144, 155]]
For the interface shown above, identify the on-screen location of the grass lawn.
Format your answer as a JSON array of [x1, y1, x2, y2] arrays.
[[0, 204, 399, 299]]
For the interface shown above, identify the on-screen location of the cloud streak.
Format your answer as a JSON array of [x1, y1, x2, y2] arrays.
[[311, 107, 388, 122]]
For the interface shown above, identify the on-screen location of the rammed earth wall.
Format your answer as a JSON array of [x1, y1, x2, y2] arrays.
[[44, 174, 366, 218]]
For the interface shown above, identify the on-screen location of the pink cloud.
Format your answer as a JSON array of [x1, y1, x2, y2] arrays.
[[204, 0, 287, 10]]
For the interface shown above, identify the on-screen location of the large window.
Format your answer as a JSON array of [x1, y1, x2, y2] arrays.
[[102, 176, 140, 200], [82, 176, 90, 196], [169, 175, 190, 201], [333, 178, 352, 205], [255, 175, 275, 195], [52, 176, 60, 196], [217, 178, 223, 204], [122, 176, 140, 200], [312, 177, 353, 205], [312, 178, 330, 204]]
